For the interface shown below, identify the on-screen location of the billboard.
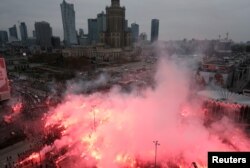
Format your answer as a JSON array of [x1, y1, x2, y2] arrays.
[[0, 58, 10, 101]]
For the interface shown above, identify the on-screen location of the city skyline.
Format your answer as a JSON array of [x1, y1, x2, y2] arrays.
[[0, 0, 250, 42]]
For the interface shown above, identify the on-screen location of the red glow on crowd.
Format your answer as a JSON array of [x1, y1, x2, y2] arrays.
[[16, 152, 41, 167], [40, 94, 249, 167], [3, 102, 23, 123], [12, 102, 23, 113], [20, 59, 250, 167]]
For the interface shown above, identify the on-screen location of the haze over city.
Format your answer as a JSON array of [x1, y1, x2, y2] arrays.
[[1, 0, 250, 42]]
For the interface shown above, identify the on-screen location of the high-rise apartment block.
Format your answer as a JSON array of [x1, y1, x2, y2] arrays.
[[131, 23, 139, 43], [19, 22, 28, 42], [88, 19, 98, 45], [9, 25, 18, 40], [35, 21, 52, 48], [0, 31, 8, 45], [61, 0, 78, 46], [97, 11, 106, 42], [151, 19, 159, 42]]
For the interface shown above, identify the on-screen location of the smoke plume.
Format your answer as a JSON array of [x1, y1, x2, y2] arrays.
[[42, 54, 250, 167]]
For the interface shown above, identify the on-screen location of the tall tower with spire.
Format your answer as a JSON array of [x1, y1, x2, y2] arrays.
[[111, 0, 120, 7], [101, 0, 131, 48]]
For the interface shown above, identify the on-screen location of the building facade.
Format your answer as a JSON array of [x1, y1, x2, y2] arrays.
[[79, 35, 89, 46], [125, 20, 128, 31], [139, 32, 147, 41], [79, 29, 84, 37], [88, 19, 98, 45], [131, 23, 139, 43], [62, 45, 122, 63], [19, 22, 28, 42], [62, 45, 140, 64], [9, 25, 18, 40], [196, 54, 250, 90], [101, 0, 131, 48], [32, 30, 36, 38], [0, 31, 8, 46], [151, 19, 159, 43], [97, 11, 107, 42], [34, 21, 52, 49], [61, 0, 78, 46], [52, 36, 61, 48]]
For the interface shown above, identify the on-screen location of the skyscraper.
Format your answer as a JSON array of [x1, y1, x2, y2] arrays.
[[9, 25, 18, 40], [0, 31, 8, 45], [35, 21, 52, 48], [88, 19, 98, 45], [139, 32, 147, 41], [131, 23, 139, 43], [32, 30, 36, 38], [19, 22, 28, 42], [101, 0, 131, 48], [52, 36, 61, 48], [61, 0, 77, 46], [97, 11, 106, 42], [125, 20, 128, 31], [79, 29, 84, 37], [151, 19, 159, 43]]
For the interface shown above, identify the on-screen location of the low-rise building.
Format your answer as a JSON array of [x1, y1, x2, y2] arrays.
[[62, 44, 141, 65], [196, 54, 250, 90], [62, 45, 122, 64], [5, 56, 29, 71]]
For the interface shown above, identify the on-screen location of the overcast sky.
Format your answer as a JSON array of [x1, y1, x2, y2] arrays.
[[1, 0, 250, 42]]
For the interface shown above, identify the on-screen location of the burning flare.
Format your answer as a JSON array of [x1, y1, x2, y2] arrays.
[[28, 59, 250, 167]]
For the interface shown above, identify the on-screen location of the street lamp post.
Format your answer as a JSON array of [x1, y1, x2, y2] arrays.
[[153, 140, 160, 168]]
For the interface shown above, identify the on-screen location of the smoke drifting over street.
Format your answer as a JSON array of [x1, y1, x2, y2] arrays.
[[40, 54, 250, 167], [65, 73, 109, 95]]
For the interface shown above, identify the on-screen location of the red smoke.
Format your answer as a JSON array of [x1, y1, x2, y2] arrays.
[[36, 58, 250, 167], [12, 102, 23, 113], [4, 102, 23, 123]]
